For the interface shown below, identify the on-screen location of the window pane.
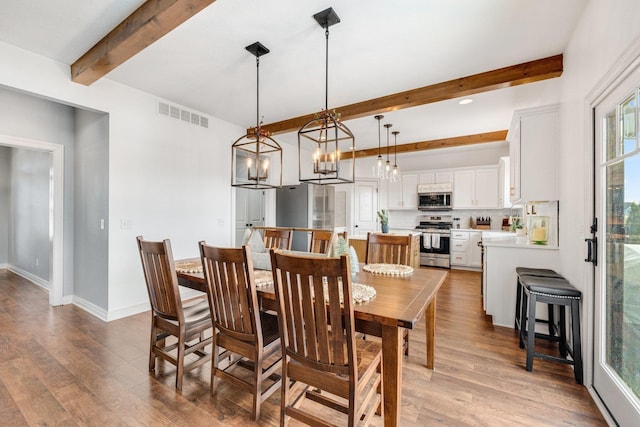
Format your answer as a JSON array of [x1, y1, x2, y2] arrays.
[[606, 153, 640, 400]]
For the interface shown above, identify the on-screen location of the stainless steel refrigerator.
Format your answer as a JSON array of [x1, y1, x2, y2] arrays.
[[276, 184, 335, 251]]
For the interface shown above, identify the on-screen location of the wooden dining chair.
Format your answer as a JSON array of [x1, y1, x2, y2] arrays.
[[270, 250, 383, 426], [364, 232, 412, 355], [199, 242, 281, 421], [262, 228, 293, 250], [309, 229, 334, 254], [136, 236, 212, 390], [365, 233, 412, 265]]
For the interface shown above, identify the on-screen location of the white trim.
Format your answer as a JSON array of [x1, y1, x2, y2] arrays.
[[0, 134, 64, 306], [72, 295, 109, 321], [7, 265, 49, 291], [587, 387, 618, 427], [584, 31, 640, 426]]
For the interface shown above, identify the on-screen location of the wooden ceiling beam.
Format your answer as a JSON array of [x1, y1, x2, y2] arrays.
[[352, 130, 508, 159], [71, 0, 217, 85], [252, 54, 562, 135]]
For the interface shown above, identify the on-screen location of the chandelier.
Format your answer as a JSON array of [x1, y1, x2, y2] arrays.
[[231, 42, 282, 189], [298, 7, 355, 185]]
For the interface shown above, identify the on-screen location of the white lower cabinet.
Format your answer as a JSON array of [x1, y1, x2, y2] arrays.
[[450, 230, 482, 269]]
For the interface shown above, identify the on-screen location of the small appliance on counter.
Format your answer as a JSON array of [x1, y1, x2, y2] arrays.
[[472, 216, 491, 230], [452, 217, 461, 229]]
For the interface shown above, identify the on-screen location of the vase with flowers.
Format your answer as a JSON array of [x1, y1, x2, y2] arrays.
[[377, 209, 389, 233]]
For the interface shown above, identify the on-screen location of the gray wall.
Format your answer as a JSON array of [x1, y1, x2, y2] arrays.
[[0, 86, 75, 295], [74, 109, 109, 307], [9, 148, 51, 280], [0, 146, 9, 265]]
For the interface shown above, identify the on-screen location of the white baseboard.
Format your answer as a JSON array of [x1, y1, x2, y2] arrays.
[[0, 263, 8, 269], [72, 296, 109, 321], [105, 301, 150, 322], [7, 265, 50, 291], [3, 265, 200, 323]]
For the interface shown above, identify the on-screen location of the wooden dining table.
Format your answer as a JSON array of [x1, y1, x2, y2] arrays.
[[176, 260, 447, 427]]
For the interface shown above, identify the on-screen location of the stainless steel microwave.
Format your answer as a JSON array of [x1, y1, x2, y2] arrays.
[[417, 183, 453, 211]]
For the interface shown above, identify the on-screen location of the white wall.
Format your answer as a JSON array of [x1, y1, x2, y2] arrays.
[[0, 41, 245, 318], [559, 1, 640, 290], [355, 141, 509, 177]]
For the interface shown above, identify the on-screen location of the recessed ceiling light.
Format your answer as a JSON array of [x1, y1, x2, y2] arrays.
[[459, 98, 473, 105]]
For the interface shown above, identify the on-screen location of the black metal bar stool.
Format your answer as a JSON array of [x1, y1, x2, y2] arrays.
[[514, 267, 564, 331], [518, 275, 583, 384]]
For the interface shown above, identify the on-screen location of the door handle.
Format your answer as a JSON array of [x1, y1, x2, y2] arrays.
[[585, 237, 597, 266], [585, 217, 598, 266]]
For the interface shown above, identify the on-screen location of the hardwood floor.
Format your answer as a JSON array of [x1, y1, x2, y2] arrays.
[[0, 268, 607, 426]]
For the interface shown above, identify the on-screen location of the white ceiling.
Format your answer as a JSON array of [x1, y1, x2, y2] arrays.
[[0, 0, 588, 153]]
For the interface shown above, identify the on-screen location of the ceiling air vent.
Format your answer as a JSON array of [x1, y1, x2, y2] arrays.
[[157, 100, 210, 129]]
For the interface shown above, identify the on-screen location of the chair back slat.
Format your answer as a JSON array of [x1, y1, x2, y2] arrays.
[[263, 228, 293, 250], [271, 250, 355, 376], [309, 229, 334, 254], [365, 233, 412, 265], [137, 237, 182, 321], [200, 244, 260, 341]]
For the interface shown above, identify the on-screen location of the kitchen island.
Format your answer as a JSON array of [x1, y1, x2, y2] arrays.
[[482, 236, 559, 327], [349, 230, 421, 268]]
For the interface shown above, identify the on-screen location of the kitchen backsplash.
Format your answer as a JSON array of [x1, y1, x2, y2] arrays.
[[387, 209, 514, 230]]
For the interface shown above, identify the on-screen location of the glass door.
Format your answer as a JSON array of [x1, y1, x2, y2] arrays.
[[593, 66, 640, 426]]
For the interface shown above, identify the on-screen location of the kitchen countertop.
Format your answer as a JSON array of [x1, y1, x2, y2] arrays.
[[349, 230, 421, 240], [482, 235, 558, 250], [452, 228, 514, 233]]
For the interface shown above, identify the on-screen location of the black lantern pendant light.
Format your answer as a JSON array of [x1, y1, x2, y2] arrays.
[[391, 130, 401, 182], [231, 42, 282, 189], [298, 7, 355, 185], [373, 115, 384, 178]]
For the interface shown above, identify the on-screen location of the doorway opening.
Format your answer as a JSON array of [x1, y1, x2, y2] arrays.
[[0, 134, 64, 306]]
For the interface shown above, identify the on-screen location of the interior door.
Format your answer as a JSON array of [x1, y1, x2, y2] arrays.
[[354, 180, 378, 236], [235, 188, 264, 246], [593, 63, 640, 426]]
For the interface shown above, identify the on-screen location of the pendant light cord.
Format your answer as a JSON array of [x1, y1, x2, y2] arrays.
[[324, 26, 329, 112], [256, 55, 260, 133]]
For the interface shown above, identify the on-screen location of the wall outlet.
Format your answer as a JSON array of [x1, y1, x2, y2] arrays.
[[35, 258, 39, 267], [100, 219, 105, 230], [120, 219, 132, 229]]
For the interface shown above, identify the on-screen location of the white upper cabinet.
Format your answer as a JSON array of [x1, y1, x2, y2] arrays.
[[419, 170, 453, 184], [498, 156, 511, 208], [453, 167, 499, 209], [508, 105, 559, 203], [387, 173, 418, 210]]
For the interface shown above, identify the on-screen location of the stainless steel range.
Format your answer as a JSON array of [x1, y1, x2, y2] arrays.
[[415, 215, 452, 268]]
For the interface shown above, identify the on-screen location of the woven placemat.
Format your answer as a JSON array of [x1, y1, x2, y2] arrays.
[[175, 260, 202, 273], [362, 263, 414, 276], [253, 270, 273, 287]]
